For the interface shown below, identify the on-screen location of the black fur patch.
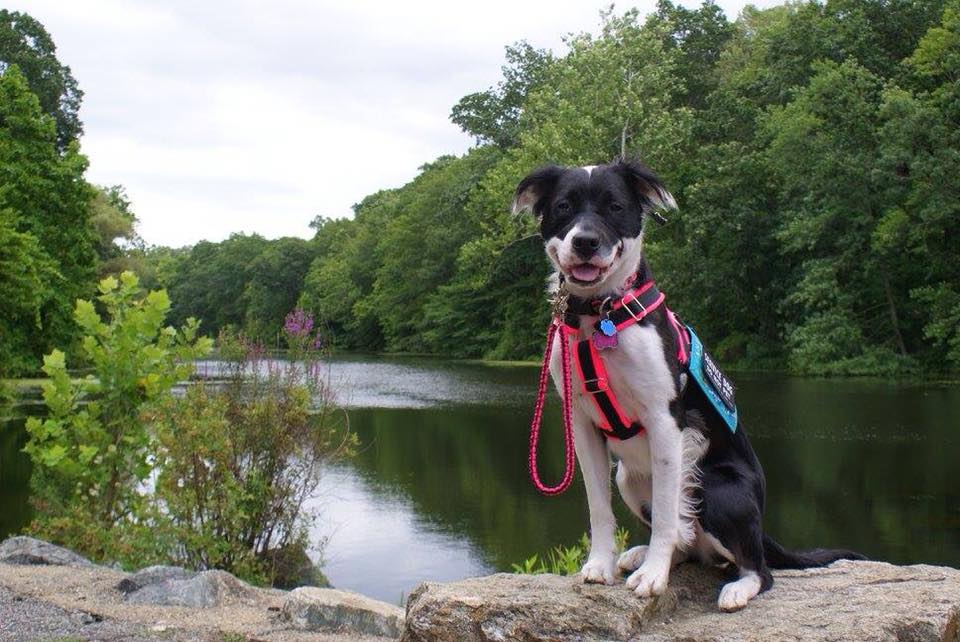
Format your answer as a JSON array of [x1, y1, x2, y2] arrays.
[[514, 161, 670, 252]]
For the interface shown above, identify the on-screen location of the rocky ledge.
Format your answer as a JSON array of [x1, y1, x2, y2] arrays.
[[4, 536, 960, 641], [402, 561, 960, 642], [0, 536, 401, 641]]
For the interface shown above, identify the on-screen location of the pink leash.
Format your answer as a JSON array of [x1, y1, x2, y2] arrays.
[[529, 321, 576, 495]]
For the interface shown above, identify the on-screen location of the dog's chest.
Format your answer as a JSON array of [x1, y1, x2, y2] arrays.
[[550, 320, 676, 437]]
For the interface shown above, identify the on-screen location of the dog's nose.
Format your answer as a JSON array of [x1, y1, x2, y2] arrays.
[[572, 232, 601, 258]]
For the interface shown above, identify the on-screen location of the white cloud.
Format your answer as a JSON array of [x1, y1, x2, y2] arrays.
[[9, 0, 784, 246]]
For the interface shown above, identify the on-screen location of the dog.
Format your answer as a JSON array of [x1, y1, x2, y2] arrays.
[[513, 159, 863, 611]]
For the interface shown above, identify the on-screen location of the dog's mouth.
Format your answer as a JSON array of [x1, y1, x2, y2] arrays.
[[568, 263, 604, 284], [563, 245, 621, 285]]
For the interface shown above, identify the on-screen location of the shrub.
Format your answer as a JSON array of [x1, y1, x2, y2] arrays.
[[146, 312, 355, 585], [24, 272, 210, 559], [25, 279, 350, 586]]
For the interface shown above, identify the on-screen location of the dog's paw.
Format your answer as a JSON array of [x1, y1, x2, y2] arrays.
[[579, 556, 618, 585], [625, 559, 670, 597], [616, 545, 648, 573], [717, 573, 762, 612]]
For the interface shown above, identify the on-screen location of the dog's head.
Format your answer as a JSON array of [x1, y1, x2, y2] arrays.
[[512, 160, 676, 297]]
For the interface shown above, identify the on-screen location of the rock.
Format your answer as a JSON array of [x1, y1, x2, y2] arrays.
[[281, 586, 404, 638], [124, 569, 260, 608], [401, 561, 960, 642], [0, 537, 94, 568], [116, 565, 196, 594], [261, 544, 332, 590]]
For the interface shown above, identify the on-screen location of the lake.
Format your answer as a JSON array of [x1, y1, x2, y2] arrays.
[[2, 356, 959, 604]]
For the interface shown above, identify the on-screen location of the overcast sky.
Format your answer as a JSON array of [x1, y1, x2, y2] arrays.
[[11, 0, 782, 247]]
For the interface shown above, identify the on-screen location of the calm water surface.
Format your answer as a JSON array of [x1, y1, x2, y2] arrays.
[[2, 356, 959, 603]]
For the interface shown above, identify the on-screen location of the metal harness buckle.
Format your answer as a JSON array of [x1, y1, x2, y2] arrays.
[[583, 377, 608, 394], [623, 292, 647, 322]]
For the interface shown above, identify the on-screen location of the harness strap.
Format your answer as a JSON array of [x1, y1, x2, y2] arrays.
[[668, 310, 691, 366], [604, 281, 665, 332], [566, 280, 688, 441], [574, 338, 644, 439]]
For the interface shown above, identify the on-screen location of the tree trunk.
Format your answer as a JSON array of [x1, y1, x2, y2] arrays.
[[883, 273, 908, 357]]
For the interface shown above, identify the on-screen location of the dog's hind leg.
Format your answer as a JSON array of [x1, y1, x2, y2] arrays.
[[698, 470, 773, 612]]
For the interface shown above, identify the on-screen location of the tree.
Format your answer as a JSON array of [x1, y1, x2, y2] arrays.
[[243, 237, 317, 343], [89, 185, 141, 277], [164, 234, 269, 336], [647, 0, 734, 109], [450, 42, 553, 148], [367, 150, 502, 352], [0, 208, 56, 374], [0, 65, 97, 373], [299, 215, 376, 349], [762, 60, 911, 373], [0, 10, 83, 149]]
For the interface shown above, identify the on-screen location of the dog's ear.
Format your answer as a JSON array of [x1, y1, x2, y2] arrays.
[[614, 160, 677, 224], [512, 165, 564, 216]]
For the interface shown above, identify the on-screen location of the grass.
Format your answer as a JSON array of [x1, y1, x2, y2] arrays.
[[512, 528, 631, 576]]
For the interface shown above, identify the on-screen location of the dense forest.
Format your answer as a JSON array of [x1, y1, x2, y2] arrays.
[[2, 0, 958, 377]]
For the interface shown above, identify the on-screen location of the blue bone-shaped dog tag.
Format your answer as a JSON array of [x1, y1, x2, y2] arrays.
[[599, 318, 617, 337]]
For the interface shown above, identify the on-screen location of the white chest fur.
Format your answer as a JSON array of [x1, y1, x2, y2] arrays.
[[550, 320, 677, 453], [548, 317, 706, 551]]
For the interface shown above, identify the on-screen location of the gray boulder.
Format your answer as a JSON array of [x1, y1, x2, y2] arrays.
[[0, 536, 94, 567], [124, 569, 260, 608], [116, 565, 197, 594], [282, 586, 404, 638], [401, 561, 960, 642]]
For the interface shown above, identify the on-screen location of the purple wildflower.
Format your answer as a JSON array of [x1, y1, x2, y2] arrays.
[[283, 308, 314, 339]]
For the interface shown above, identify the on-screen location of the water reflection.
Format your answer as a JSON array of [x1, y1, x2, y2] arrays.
[[310, 465, 490, 604], [3, 358, 959, 603]]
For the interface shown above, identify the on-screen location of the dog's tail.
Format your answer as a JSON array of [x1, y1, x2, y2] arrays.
[[763, 534, 866, 569]]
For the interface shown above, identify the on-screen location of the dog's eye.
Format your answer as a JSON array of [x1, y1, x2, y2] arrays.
[[555, 201, 570, 213], [610, 202, 624, 213]]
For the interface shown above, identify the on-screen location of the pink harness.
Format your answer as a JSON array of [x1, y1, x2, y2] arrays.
[[528, 280, 690, 495]]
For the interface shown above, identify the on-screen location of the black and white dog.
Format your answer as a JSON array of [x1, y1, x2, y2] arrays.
[[514, 159, 863, 611]]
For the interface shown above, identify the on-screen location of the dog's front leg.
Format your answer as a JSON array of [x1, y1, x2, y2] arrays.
[[572, 404, 618, 585], [625, 410, 683, 597]]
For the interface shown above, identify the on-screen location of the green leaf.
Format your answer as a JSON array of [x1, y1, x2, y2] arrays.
[[41, 444, 67, 467], [42, 349, 66, 374], [119, 270, 139, 290], [74, 299, 100, 332], [98, 275, 119, 294], [78, 445, 98, 464]]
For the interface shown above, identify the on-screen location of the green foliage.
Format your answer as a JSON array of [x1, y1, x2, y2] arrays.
[[141, 313, 353, 585], [89, 185, 142, 278], [913, 284, 960, 370], [132, 1, 958, 376], [0, 9, 83, 149], [450, 42, 553, 148], [163, 233, 269, 337], [0, 64, 98, 375], [242, 237, 318, 344], [21, 276, 347, 586], [23, 272, 212, 560], [512, 528, 630, 575], [0, 207, 56, 374], [146, 325, 355, 584]]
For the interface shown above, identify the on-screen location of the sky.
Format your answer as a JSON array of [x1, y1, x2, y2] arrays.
[[11, 0, 782, 248]]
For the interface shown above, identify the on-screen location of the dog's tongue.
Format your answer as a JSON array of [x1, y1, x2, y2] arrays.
[[571, 264, 601, 282]]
